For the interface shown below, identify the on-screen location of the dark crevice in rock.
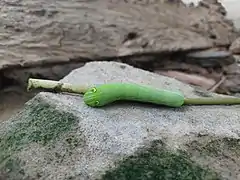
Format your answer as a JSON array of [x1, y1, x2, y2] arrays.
[[0, 46, 237, 93], [0, 72, 20, 90], [0, 61, 86, 90]]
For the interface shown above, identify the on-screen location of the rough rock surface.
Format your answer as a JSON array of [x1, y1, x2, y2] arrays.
[[230, 37, 240, 54], [0, 0, 239, 71], [0, 62, 239, 180]]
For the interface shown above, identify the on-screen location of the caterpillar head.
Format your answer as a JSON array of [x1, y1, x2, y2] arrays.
[[83, 87, 102, 107], [83, 83, 121, 107]]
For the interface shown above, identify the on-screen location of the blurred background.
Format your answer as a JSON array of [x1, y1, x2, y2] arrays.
[[183, 0, 240, 28]]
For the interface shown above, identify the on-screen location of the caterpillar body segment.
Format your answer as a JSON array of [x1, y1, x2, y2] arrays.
[[83, 83, 185, 107]]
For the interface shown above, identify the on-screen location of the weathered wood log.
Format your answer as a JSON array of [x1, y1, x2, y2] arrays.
[[0, 0, 238, 71]]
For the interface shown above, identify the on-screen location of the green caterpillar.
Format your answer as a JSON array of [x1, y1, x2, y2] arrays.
[[83, 83, 240, 107], [83, 83, 185, 107]]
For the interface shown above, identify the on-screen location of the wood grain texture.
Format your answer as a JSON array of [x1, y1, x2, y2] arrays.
[[0, 0, 238, 70]]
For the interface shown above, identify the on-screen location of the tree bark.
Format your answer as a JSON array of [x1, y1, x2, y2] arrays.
[[0, 0, 238, 70]]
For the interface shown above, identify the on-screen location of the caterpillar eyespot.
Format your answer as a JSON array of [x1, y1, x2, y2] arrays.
[[95, 101, 100, 106], [91, 87, 97, 93], [83, 83, 185, 108]]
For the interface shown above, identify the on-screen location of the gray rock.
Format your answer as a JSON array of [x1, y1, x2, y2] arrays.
[[0, 62, 239, 180], [230, 37, 240, 54], [186, 50, 232, 59], [185, 50, 235, 67]]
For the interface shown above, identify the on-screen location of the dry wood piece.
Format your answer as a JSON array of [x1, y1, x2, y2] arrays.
[[208, 75, 226, 92], [27, 78, 89, 94], [0, 0, 238, 71], [155, 70, 216, 89]]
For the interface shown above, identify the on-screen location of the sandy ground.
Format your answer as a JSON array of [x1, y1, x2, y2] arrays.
[[0, 0, 239, 122]]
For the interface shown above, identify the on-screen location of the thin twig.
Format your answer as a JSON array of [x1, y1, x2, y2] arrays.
[[208, 75, 226, 92]]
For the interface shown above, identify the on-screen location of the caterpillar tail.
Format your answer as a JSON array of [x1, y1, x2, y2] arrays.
[[184, 97, 240, 105]]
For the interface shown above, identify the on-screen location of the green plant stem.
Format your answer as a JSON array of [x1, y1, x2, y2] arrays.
[[27, 78, 240, 106], [184, 97, 240, 105]]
